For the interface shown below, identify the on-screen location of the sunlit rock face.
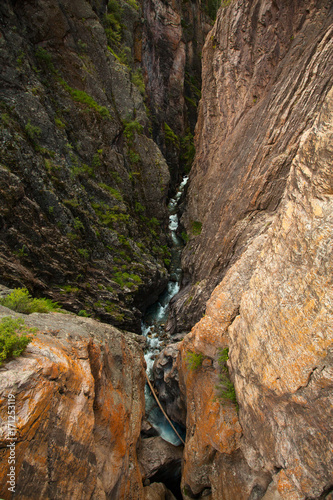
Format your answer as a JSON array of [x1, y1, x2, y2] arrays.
[[171, 0, 333, 498], [169, 0, 333, 334], [0, 307, 146, 499]]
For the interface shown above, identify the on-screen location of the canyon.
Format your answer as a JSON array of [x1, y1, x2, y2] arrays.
[[0, 0, 333, 499]]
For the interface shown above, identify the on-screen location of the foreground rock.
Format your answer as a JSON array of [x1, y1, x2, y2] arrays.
[[0, 306, 146, 499]]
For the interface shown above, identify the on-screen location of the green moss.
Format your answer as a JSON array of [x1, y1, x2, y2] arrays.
[[25, 120, 41, 141], [98, 183, 123, 201], [35, 47, 55, 72], [181, 131, 195, 173], [181, 231, 189, 243], [58, 78, 110, 118], [78, 248, 89, 259], [63, 198, 79, 208], [55, 117, 66, 129], [0, 317, 36, 366], [123, 120, 143, 142], [191, 220, 202, 235], [131, 68, 145, 95]]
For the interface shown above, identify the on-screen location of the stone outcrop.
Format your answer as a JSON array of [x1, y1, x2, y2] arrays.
[[169, 0, 333, 333], [138, 436, 183, 496], [172, 1, 333, 497], [0, 305, 146, 499]]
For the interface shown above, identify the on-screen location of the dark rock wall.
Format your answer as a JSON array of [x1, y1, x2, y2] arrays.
[[142, 0, 211, 188], [0, 0, 172, 331]]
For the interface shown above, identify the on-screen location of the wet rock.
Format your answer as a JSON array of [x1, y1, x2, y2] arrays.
[[153, 344, 186, 426]]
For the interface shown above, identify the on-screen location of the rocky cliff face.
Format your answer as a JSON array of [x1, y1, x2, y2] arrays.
[[0, 0, 172, 332], [169, 0, 333, 333], [142, 0, 211, 186], [161, 0, 333, 498]]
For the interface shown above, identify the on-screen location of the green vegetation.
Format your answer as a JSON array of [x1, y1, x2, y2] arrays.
[[35, 47, 110, 119], [181, 231, 189, 243], [91, 200, 129, 228], [78, 309, 90, 317], [25, 120, 41, 141], [0, 317, 36, 366], [98, 183, 123, 201], [55, 117, 66, 129], [123, 120, 143, 142], [78, 248, 89, 259], [131, 68, 145, 95], [0, 288, 60, 314], [104, 0, 123, 47], [35, 46, 54, 71], [216, 347, 238, 409], [191, 220, 202, 235], [164, 122, 179, 149], [181, 131, 195, 173], [186, 351, 204, 371], [59, 78, 110, 118]]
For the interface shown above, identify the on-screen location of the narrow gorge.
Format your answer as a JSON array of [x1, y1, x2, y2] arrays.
[[0, 0, 332, 499]]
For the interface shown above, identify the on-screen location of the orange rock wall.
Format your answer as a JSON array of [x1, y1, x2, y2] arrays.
[[0, 311, 146, 499]]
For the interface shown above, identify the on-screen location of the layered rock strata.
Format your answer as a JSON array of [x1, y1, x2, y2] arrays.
[[174, 33, 333, 500], [169, 0, 333, 333]]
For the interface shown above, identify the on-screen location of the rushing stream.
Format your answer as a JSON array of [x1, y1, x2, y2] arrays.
[[142, 176, 188, 446]]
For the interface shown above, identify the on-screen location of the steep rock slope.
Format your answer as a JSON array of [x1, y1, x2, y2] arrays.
[[169, 0, 333, 333], [154, 0, 333, 497], [175, 82, 333, 500], [0, 306, 146, 499], [0, 0, 171, 331]]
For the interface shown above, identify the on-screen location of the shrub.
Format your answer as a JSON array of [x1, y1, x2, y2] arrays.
[[131, 69, 145, 95], [216, 347, 238, 409], [0, 317, 36, 365], [78, 309, 90, 317], [123, 120, 143, 141], [186, 351, 204, 371], [0, 288, 60, 314]]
